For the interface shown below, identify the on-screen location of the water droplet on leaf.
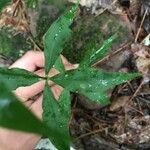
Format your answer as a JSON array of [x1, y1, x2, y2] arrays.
[[88, 84, 92, 88], [54, 33, 58, 39], [80, 84, 86, 89], [65, 74, 68, 77]]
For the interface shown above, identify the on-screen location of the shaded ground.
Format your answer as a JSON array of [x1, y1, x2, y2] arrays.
[[0, 0, 150, 149]]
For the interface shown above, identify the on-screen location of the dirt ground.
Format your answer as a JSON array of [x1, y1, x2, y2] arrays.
[[68, 1, 150, 149]]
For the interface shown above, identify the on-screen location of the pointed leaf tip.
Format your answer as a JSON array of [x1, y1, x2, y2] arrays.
[[51, 68, 141, 104], [80, 33, 118, 67], [44, 5, 78, 74]]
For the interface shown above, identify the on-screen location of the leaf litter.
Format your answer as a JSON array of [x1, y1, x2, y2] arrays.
[[68, 0, 150, 149]]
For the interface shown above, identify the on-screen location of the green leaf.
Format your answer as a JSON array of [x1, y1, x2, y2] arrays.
[[0, 67, 43, 90], [80, 34, 118, 67], [51, 68, 141, 104], [54, 56, 65, 73], [26, 0, 38, 8], [0, 0, 10, 11], [0, 81, 45, 135], [43, 82, 71, 150], [43, 4, 78, 74]]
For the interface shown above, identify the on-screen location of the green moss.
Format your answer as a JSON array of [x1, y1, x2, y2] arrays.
[[0, 7, 131, 64], [35, 1, 73, 44], [63, 13, 131, 63], [0, 30, 12, 55], [36, 5, 59, 44], [0, 28, 32, 60]]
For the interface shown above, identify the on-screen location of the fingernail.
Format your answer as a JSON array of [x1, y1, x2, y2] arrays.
[[73, 64, 79, 68]]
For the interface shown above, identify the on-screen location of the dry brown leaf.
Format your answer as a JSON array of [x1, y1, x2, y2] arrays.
[[131, 43, 150, 82], [110, 96, 130, 111], [0, 1, 29, 33]]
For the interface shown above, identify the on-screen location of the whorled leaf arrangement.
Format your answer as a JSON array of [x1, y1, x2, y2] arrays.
[[0, 3, 141, 150]]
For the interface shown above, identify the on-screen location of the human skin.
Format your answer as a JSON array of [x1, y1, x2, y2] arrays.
[[0, 51, 77, 150]]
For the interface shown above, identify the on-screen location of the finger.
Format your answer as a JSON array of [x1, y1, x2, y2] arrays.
[[60, 55, 70, 65], [14, 68, 58, 100], [14, 63, 78, 101], [30, 95, 43, 119], [30, 85, 63, 120], [10, 51, 44, 72], [14, 80, 45, 102], [64, 63, 79, 71], [13, 68, 57, 101], [0, 128, 41, 150], [51, 84, 63, 100], [60, 55, 79, 69]]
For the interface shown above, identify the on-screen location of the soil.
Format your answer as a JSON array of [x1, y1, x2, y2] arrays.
[[68, 1, 150, 149], [0, 0, 150, 150]]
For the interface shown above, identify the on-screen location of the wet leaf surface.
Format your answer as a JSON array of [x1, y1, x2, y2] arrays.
[[43, 82, 71, 150], [51, 67, 140, 104], [0, 81, 45, 135], [54, 56, 65, 73], [80, 33, 117, 67], [43, 4, 78, 74], [0, 67, 42, 90]]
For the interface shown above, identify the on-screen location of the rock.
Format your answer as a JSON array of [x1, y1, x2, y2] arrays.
[[63, 12, 133, 63], [78, 94, 107, 110], [68, 0, 122, 15]]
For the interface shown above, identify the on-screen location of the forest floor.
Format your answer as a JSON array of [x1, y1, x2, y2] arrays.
[[68, 1, 150, 150], [0, 0, 150, 150]]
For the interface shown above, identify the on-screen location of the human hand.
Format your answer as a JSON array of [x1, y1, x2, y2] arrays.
[[0, 51, 78, 150]]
